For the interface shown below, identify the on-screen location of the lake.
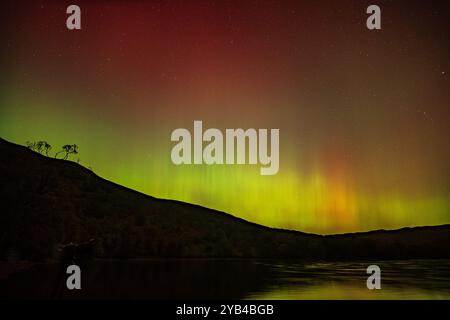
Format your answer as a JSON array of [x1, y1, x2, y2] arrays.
[[1, 259, 450, 299]]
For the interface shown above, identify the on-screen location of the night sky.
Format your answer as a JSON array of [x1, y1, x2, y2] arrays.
[[1, 0, 449, 233]]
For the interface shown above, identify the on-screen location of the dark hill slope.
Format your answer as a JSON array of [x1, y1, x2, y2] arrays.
[[0, 138, 449, 261]]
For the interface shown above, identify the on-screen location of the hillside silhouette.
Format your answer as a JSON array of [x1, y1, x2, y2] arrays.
[[0, 137, 449, 261]]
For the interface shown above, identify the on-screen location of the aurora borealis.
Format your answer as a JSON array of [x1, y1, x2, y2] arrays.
[[1, 1, 449, 234]]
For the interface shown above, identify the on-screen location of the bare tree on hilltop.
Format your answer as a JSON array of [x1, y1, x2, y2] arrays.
[[26, 140, 52, 156], [26, 141, 79, 161], [55, 144, 78, 160]]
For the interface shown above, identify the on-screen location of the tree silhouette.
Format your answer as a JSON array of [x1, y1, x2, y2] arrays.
[[35, 141, 44, 154], [55, 144, 78, 160], [25, 140, 80, 162], [26, 141, 52, 156], [26, 141, 36, 150], [42, 141, 52, 156]]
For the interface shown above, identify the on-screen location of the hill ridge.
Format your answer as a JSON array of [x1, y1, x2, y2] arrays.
[[1, 137, 449, 261]]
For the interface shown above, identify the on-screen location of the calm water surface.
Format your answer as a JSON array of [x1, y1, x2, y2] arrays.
[[248, 260, 450, 299], [1, 259, 449, 299]]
